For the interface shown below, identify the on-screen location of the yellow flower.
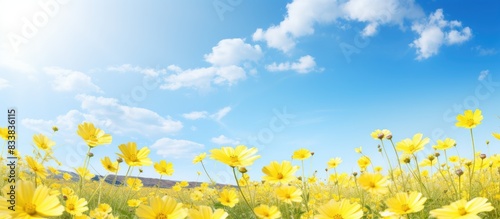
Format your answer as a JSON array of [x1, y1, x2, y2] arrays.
[[100, 156, 119, 173], [492, 132, 500, 140], [33, 133, 55, 151], [384, 192, 427, 215], [180, 181, 189, 187], [355, 147, 362, 153], [63, 172, 73, 181], [193, 153, 207, 164], [327, 157, 342, 169], [0, 180, 64, 218], [262, 160, 299, 184], [276, 185, 302, 204], [127, 178, 143, 191], [61, 187, 75, 197], [117, 142, 153, 167], [0, 127, 8, 140], [188, 205, 228, 219], [448, 155, 459, 163], [25, 156, 48, 179], [456, 109, 483, 129], [128, 199, 142, 207], [396, 133, 429, 154], [254, 204, 281, 219], [371, 129, 392, 140], [210, 145, 260, 168], [190, 191, 204, 201], [75, 167, 95, 181], [430, 197, 494, 218], [358, 172, 389, 195], [292, 148, 312, 160], [65, 195, 89, 216], [172, 184, 182, 191], [95, 203, 112, 214], [135, 196, 188, 219], [433, 138, 456, 151], [315, 199, 363, 219], [77, 122, 112, 147], [357, 156, 371, 170], [154, 160, 174, 176], [48, 166, 60, 175], [419, 158, 435, 167], [218, 189, 239, 208]]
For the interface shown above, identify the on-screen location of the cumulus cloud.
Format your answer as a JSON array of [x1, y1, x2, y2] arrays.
[[472, 46, 497, 56], [182, 111, 209, 120], [211, 135, 240, 145], [107, 64, 167, 77], [410, 9, 472, 60], [44, 67, 102, 93], [182, 106, 232, 122], [151, 138, 204, 158], [478, 70, 489, 81], [266, 55, 317, 74], [160, 65, 246, 90], [204, 38, 263, 66]]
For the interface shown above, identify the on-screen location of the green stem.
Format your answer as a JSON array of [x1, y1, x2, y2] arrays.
[[380, 140, 397, 192], [201, 161, 215, 184], [232, 167, 256, 218], [469, 129, 476, 197]]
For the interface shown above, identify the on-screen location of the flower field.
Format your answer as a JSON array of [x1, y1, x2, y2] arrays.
[[1, 109, 500, 219]]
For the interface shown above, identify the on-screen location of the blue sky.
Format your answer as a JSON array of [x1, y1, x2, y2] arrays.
[[0, 0, 499, 184]]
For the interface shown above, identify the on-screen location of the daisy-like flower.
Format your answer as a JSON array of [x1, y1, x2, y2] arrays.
[[384, 192, 427, 215], [154, 160, 174, 176], [254, 205, 281, 219], [63, 172, 73, 181], [396, 133, 429, 154], [218, 189, 239, 208], [0, 180, 64, 218], [433, 138, 456, 151], [135, 196, 188, 219], [210, 145, 260, 168], [357, 172, 389, 195], [75, 167, 95, 181], [430, 197, 494, 219], [48, 166, 60, 175], [188, 205, 228, 219], [25, 156, 48, 179], [314, 199, 363, 219], [292, 148, 312, 160], [493, 132, 500, 140], [262, 160, 299, 184], [128, 199, 142, 207], [127, 178, 143, 191], [65, 195, 89, 216], [357, 156, 371, 170], [0, 127, 8, 140], [117, 142, 153, 167], [77, 122, 112, 147], [327, 157, 342, 169], [193, 153, 207, 164], [101, 156, 119, 173], [371, 129, 392, 140], [276, 185, 302, 204], [33, 133, 55, 151], [456, 109, 483, 129], [190, 191, 204, 201]]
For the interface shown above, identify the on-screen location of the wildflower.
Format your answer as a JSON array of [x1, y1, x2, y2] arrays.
[[218, 189, 239, 208], [65, 195, 89, 216], [210, 145, 260, 168], [448, 156, 459, 163], [0, 127, 8, 140], [77, 122, 112, 147], [433, 138, 456, 151], [188, 205, 228, 219], [327, 157, 342, 169], [254, 205, 281, 219], [0, 180, 64, 218], [493, 132, 500, 140], [101, 156, 119, 173], [190, 191, 204, 201], [357, 156, 371, 170], [384, 192, 427, 215], [456, 109, 483, 129], [371, 129, 391, 140], [357, 172, 389, 195], [63, 172, 73, 181], [128, 199, 142, 207], [262, 160, 299, 184], [193, 153, 207, 164], [276, 186, 302, 204], [127, 178, 143, 191], [136, 196, 188, 219], [430, 197, 494, 218], [75, 167, 95, 181], [33, 133, 55, 150], [292, 148, 312, 160], [355, 147, 362, 153], [48, 166, 61, 175], [315, 199, 363, 219], [26, 156, 48, 179], [117, 142, 152, 167], [396, 133, 429, 154], [154, 160, 174, 176]]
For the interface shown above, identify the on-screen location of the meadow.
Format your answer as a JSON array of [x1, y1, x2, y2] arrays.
[[0, 109, 499, 219]]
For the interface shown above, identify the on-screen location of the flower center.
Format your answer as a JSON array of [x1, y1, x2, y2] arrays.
[[466, 119, 475, 127], [458, 207, 467, 216], [24, 203, 36, 215], [369, 181, 376, 188], [68, 203, 75, 211], [156, 213, 168, 219], [332, 214, 343, 219], [230, 155, 239, 164], [277, 173, 284, 179], [130, 154, 138, 162], [401, 204, 410, 212]]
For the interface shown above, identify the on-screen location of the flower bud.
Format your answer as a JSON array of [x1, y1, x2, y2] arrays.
[[52, 126, 59, 132], [87, 152, 94, 158], [386, 134, 392, 140], [238, 167, 248, 173], [117, 157, 123, 163], [434, 152, 440, 157], [352, 172, 358, 177], [480, 154, 486, 159], [455, 169, 464, 176]]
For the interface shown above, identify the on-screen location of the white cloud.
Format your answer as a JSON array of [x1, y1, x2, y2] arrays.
[[210, 106, 232, 122], [0, 78, 11, 89], [182, 111, 208, 120], [204, 38, 263, 66], [473, 46, 497, 56], [410, 9, 472, 60], [160, 65, 246, 90], [211, 135, 240, 145], [107, 64, 166, 77], [22, 95, 183, 139], [266, 55, 317, 74], [44, 67, 102, 93], [151, 138, 204, 158], [478, 70, 489, 81]]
